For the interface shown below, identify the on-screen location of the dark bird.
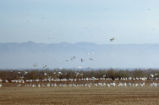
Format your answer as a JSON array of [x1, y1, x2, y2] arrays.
[[110, 37, 115, 42], [81, 58, 84, 63]]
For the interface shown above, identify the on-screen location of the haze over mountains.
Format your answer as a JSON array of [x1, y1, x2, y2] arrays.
[[0, 41, 159, 69]]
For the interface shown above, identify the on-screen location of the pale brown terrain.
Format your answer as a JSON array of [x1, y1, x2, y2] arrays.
[[0, 87, 159, 105]]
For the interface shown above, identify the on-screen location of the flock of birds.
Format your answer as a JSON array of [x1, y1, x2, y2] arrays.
[[65, 37, 115, 64], [65, 56, 93, 63], [32, 36, 115, 69]]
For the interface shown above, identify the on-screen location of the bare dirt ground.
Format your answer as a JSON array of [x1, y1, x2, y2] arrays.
[[0, 87, 159, 105]]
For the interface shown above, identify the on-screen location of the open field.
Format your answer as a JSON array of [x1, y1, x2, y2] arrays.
[[0, 87, 159, 105]]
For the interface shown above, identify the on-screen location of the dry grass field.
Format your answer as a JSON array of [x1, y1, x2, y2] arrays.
[[0, 87, 159, 105]]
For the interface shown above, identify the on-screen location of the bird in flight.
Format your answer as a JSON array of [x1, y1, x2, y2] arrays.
[[89, 58, 94, 61], [70, 56, 76, 61], [81, 58, 84, 63], [104, 33, 115, 42], [110, 37, 115, 42]]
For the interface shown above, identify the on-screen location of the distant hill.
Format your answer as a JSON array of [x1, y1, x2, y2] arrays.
[[0, 41, 159, 69]]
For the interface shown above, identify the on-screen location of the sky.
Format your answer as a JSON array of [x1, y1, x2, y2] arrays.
[[1, 0, 159, 44]]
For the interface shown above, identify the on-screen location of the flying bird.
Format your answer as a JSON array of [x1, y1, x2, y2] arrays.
[[89, 58, 94, 61], [110, 37, 115, 42], [42, 65, 47, 69], [81, 58, 84, 63], [70, 56, 76, 60]]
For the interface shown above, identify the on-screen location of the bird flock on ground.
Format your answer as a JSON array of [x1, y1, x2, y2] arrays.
[[1, 79, 159, 88]]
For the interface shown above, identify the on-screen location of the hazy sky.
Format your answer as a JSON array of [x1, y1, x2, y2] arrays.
[[1, 0, 159, 44]]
